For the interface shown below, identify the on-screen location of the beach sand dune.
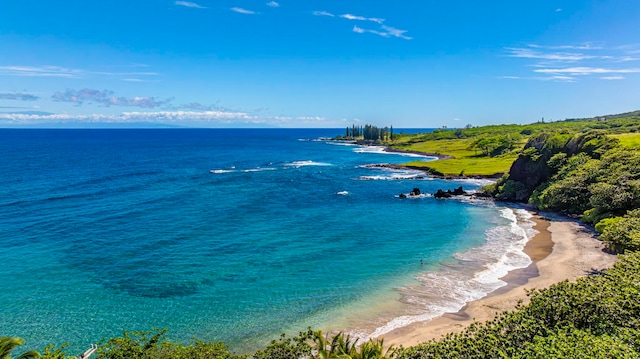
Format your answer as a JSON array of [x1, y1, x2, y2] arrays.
[[383, 212, 618, 347]]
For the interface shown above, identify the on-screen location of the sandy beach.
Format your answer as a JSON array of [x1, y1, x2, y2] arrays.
[[383, 211, 618, 347]]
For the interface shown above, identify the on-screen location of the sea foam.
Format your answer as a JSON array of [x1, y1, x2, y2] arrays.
[[283, 160, 333, 168], [363, 207, 536, 340]]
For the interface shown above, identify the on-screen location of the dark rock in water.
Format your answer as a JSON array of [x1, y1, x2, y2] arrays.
[[410, 187, 421, 196], [434, 189, 453, 199], [434, 186, 466, 198], [399, 193, 407, 198], [472, 192, 492, 198]]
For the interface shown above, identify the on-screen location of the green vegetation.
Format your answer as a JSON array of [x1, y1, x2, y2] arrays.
[[612, 133, 640, 149], [486, 127, 640, 253], [0, 337, 39, 359], [389, 110, 640, 177], [340, 124, 395, 142], [16, 329, 395, 359]]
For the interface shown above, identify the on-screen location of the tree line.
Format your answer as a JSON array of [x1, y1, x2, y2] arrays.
[[344, 124, 395, 142]]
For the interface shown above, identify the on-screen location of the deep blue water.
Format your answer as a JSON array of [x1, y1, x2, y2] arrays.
[[0, 129, 533, 353]]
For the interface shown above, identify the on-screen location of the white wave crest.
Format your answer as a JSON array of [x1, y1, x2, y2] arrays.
[[210, 169, 235, 174], [365, 207, 537, 339], [242, 167, 277, 173], [283, 160, 332, 168], [210, 167, 277, 174], [337, 191, 349, 195], [353, 146, 436, 159]]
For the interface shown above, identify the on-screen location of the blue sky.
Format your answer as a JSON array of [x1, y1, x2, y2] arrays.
[[0, 0, 639, 128]]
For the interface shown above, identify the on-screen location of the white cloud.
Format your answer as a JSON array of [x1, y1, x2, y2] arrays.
[[543, 75, 577, 82], [500, 76, 521, 79], [0, 110, 256, 125], [351, 25, 412, 40], [175, 1, 205, 9], [266, 1, 279, 7], [506, 47, 595, 62], [526, 43, 603, 50], [0, 92, 40, 101], [320, 11, 410, 40], [616, 56, 640, 62], [0, 65, 82, 78], [0, 65, 158, 80], [381, 25, 412, 40], [340, 13, 385, 24], [534, 67, 640, 75], [555, 8, 562, 12], [51, 88, 173, 108], [352, 26, 366, 34], [231, 7, 256, 15], [313, 10, 334, 17], [0, 110, 339, 127], [506, 43, 640, 82]]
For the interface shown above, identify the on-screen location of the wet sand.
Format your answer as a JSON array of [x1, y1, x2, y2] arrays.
[[383, 212, 617, 347]]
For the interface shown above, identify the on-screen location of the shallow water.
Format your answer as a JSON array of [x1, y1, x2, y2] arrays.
[[0, 129, 534, 353]]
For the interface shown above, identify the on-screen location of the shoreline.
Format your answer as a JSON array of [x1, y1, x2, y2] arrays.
[[381, 211, 617, 347]]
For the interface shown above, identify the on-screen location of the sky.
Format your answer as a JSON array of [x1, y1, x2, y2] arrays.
[[0, 0, 639, 128]]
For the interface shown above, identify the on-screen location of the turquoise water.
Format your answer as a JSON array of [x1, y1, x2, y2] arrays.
[[0, 129, 534, 353]]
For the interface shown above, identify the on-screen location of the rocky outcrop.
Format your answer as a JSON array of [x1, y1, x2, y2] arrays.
[[434, 186, 467, 199]]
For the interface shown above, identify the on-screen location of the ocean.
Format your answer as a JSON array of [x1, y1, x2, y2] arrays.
[[0, 128, 536, 353]]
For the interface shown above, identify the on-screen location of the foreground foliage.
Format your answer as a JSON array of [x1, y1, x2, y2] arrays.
[[0, 337, 40, 359]]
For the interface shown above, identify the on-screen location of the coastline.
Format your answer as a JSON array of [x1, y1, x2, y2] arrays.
[[381, 211, 617, 347]]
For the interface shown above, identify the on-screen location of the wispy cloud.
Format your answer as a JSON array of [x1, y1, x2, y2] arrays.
[[52, 88, 173, 109], [231, 7, 255, 15], [313, 10, 334, 17], [533, 67, 640, 75], [540, 75, 577, 82], [316, 11, 411, 40], [175, 1, 206, 9], [0, 110, 258, 126], [266, 1, 279, 7], [352, 25, 412, 40], [505, 43, 640, 82], [0, 65, 82, 78], [506, 47, 596, 62], [340, 13, 384, 24], [0, 92, 40, 101], [0, 108, 343, 127], [0, 65, 158, 80]]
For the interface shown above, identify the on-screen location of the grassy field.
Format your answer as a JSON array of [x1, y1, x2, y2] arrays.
[[383, 110, 640, 177], [404, 156, 516, 177], [394, 138, 518, 176], [611, 133, 640, 149]]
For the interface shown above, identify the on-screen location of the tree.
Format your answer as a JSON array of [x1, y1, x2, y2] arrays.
[[0, 337, 40, 359]]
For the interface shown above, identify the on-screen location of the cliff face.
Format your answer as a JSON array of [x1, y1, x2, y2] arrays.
[[494, 133, 557, 202], [495, 131, 618, 203], [506, 135, 554, 195]]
